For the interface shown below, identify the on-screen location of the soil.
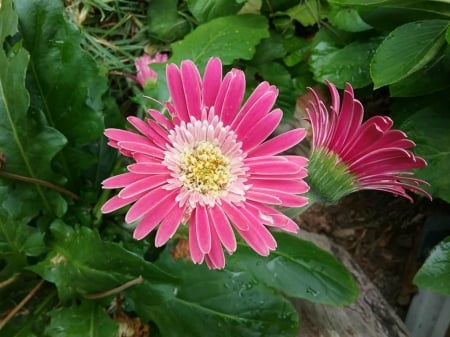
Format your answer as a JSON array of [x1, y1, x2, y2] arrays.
[[296, 190, 449, 319]]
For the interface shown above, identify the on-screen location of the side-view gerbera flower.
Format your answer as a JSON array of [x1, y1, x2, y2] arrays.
[[101, 57, 309, 269], [134, 52, 168, 87], [305, 80, 431, 204]]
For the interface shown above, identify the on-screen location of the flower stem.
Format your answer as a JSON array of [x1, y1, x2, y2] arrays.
[[82, 275, 144, 299], [0, 171, 79, 200]]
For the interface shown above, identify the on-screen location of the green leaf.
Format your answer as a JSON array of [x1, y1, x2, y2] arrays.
[[0, 212, 46, 277], [371, 20, 449, 88], [328, 0, 390, 5], [252, 62, 296, 120], [447, 24, 450, 44], [285, 0, 323, 26], [0, 0, 67, 219], [228, 232, 358, 305], [327, 6, 373, 32], [310, 39, 379, 88], [187, 0, 246, 22], [390, 51, 450, 97], [30, 220, 176, 301], [397, 103, 450, 203], [147, 0, 190, 42], [14, 0, 108, 186], [45, 301, 119, 337], [413, 237, 450, 295], [170, 14, 269, 69], [137, 252, 299, 337]]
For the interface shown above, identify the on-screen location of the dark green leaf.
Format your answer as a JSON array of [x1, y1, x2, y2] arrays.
[[0, 212, 46, 276], [14, 0, 108, 186], [30, 220, 176, 301], [147, 0, 190, 42], [45, 301, 119, 337], [328, 0, 390, 5], [390, 51, 450, 97], [371, 20, 449, 88], [170, 14, 269, 69], [228, 232, 358, 305], [447, 24, 450, 44], [285, 0, 323, 26], [0, 0, 67, 219], [310, 39, 379, 88], [137, 252, 299, 337], [397, 103, 450, 203], [253, 63, 296, 120], [414, 237, 450, 296], [327, 6, 373, 32], [187, 0, 246, 22]]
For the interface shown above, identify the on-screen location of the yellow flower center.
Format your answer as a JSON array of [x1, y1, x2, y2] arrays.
[[179, 142, 231, 195]]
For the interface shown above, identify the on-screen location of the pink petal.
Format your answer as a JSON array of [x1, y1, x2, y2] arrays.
[[189, 212, 205, 264], [202, 58, 223, 108], [101, 193, 142, 214], [249, 128, 306, 157], [180, 60, 202, 119], [119, 175, 169, 198], [133, 200, 176, 240], [154, 204, 185, 246], [208, 206, 237, 253], [127, 162, 169, 174], [221, 201, 250, 231], [214, 69, 245, 126], [102, 172, 143, 189], [118, 141, 165, 159], [204, 222, 225, 269], [125, 187, 176, 223], [240, 109, 282, 152], [166, 63, 189, 122], [195, 206, 212, 254]]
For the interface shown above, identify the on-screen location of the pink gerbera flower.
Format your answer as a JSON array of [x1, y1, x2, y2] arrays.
[[305, 80, 431, 204], [134, 52, 168, 87], [101, 57, 309, 269]]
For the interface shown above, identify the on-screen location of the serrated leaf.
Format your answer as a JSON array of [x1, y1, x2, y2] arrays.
[[29, 220, 176, 301], [371, 19, 449, 88], [0, 0, 67, 219], [398, 104, 450, 203], [310, 40, 379, 88], [45, 301, 119, 337], [170, 14, 269, 69], [135, 252, 299, 337], [14, 0, 108, 186], [228, 232, 358, 305], [413, 237, 450, 296], [187, 0, 246, 22]]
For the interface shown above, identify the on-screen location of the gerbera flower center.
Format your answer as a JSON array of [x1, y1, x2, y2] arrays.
[[163, 114, 249, 208], [179, 141, 231, 195]]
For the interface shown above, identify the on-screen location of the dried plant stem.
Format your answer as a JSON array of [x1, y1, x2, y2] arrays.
[[83, 276, 144, 299], [0, 279, 45, 331], [0, 274, 19, 289], [0, 171, 79, 200]]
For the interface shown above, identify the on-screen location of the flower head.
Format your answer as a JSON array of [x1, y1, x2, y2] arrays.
[[134, 53, 168, 87], [305, 80, 431, 204], [102, 57, 309, 269]]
